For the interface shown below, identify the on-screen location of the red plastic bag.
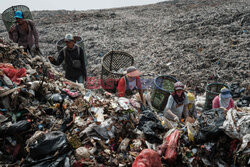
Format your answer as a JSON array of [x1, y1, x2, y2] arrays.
[[159, 130, 180, 164], [132, 149, 162, 167], [0, 63, 26, 85]]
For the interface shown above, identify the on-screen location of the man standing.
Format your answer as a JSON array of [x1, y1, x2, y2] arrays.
[[8, 10, 39, 53], [48, 34, 87, 83]]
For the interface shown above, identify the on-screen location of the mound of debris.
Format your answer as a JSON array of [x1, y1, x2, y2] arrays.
[[0, 38, 249, 167]]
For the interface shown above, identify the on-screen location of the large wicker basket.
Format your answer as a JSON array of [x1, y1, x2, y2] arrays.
[[56, 36, 88, 67], [101, 51, 134, 93], [151, 75, 178, 111], [204, 83, 230, 110], [2, 5, 33, 32]]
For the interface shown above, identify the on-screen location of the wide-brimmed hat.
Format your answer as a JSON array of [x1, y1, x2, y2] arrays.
[[126, 66, 142, 77], [220, 87, 232, 98]]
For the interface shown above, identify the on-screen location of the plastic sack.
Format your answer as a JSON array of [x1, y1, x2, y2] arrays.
[[137, 110, 164, 143], [163, 130, 180, 163], [221, 108, 250, 152], [197, 108, 226, 142], [132, 149, 162, 167], [23, 131, 71, 167], [1, 120, 31, 136], [0, 63, 26, 85]]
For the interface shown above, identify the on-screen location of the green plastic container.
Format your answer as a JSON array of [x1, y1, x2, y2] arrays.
[[204, 83, 230, 110], [2, 5, 33, 32], [151, 75, 178, 111]]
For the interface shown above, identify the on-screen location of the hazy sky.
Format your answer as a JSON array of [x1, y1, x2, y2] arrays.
[[0, 0, 167, 13]]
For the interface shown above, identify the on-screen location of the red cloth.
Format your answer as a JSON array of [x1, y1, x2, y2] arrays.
[[212, 95, 234, 110], [0, 64, 26, 85], [132, 149, 162, 167], [117, 76, 142, 97]]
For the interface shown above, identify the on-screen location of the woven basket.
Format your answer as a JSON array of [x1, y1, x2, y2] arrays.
[[204, 83, 230, 110], [151, 75, 178, 111], [101, 51, 134, 93], [56, 36, 88, 67], [2, 5, 32, 32]]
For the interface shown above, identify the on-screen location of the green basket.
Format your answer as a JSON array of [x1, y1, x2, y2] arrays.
[[151, 75, 178, 111], [204, 83, 230, 110], [2, 5, 33, 32], [101, 51, 134, 93], [56, 36, 88, 67]]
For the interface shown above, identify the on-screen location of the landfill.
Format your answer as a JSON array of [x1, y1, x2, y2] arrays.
[[0, 0, 250, 166]]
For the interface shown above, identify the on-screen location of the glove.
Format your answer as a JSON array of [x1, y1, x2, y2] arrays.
[[173, 116, 180, 122]]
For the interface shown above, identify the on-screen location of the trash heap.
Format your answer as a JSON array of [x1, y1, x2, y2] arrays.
[[0, 39, 250, 166]]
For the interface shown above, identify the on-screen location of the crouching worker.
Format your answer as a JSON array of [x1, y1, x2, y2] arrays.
[[117, 66, 145, 105], [212, 87, 234, 111], [163, 81, 189, 122], [48, 34, 87, 83]]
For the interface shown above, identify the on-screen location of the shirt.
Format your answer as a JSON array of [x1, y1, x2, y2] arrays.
[[117, 76, 142, 97], [51, 45, 87, 82], [164, 93, 188, 120], [212, 95, 234, 110], [8, 20, 39, 49]]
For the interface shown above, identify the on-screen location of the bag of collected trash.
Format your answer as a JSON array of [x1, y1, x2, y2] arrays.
[[23, 131, 71, 167], [196, 108, 226, 142], [46, 93, 63, 105], [221, 108, 250, 152], [0, 120, 31, 136], [132, 149, 162, 167], [158, 129, 180, 164], [137, 110, 164, 143]]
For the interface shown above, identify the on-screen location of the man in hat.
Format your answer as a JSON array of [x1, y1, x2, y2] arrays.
[[48, 34, 87, 83], [8, 10, 39, 53], [212, 87, 234, 110], [117, 66, 145, 105]]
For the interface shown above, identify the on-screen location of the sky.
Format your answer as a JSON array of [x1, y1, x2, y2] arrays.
[[0, 0, 167, 13]]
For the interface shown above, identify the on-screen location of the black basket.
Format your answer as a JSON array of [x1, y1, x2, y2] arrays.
[[2, 5, 32, 32], [204, 83, 230, 110], [101, 51, 134, 93], [56, 36, 88, 67], [151, 75, 178, 111]]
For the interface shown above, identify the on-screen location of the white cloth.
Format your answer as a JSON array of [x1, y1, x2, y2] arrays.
[[219, 94, 230, 108], [128, 79, 137, 90]]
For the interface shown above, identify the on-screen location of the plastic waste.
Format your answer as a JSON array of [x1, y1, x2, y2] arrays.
[[160, 130, 180, 164], [132, 149, 162, 167], [23, 131, 71, 166], [118, 97, 130, 110], [75, 147, 90, 160]]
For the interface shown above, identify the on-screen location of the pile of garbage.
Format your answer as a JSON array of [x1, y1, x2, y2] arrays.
[[1, 39, 250, 166]]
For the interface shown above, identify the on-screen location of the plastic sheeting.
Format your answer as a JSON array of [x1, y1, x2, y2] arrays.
[[221, 109, 250, 152]]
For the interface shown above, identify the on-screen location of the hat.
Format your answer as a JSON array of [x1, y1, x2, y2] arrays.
[[126, 66, 142, 77], [64, 34, 74, 42], [14, 11, 23, 19], [174, 81, 184, 90], [220, 87, 232, 98]]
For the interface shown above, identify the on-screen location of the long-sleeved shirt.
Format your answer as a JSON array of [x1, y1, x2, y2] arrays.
[[51, 45, 87, 82], [212, 95, 234, 110], [8, 19, 39, 49]]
